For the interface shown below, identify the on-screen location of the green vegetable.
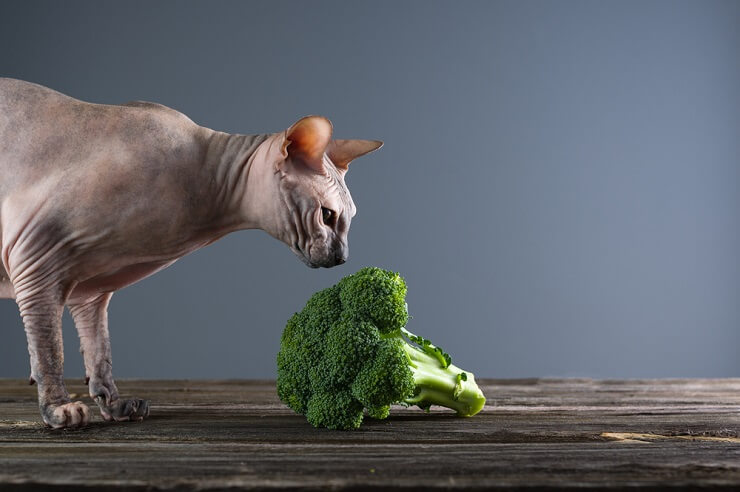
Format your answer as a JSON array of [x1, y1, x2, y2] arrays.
[[276, 267, 487, 430]]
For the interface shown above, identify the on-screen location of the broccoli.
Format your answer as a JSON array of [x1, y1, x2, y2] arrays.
[[277, 267, 487, 430]]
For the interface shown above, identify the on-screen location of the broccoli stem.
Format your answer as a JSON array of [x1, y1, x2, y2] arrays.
[[399, 336, 487, 417], [400, 327, 451, 368]]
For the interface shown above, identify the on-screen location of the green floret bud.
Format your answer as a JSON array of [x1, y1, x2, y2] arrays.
[[315, 319, 380, 390], [303, 286, 343, 343], [366, 405, 391, 420], [338, 267, 409, 333], [276, 312, 312, 414], [351, 338, 415, 410], [306, 390, 364, 430]]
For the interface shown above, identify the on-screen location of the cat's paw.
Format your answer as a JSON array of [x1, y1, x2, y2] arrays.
[[96, 396, 150, 422], [42, 401, 91, 429]]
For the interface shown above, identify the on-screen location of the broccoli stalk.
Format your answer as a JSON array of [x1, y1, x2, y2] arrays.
[[398, 327, 486, 417]]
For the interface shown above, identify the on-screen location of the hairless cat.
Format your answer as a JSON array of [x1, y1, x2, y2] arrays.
[[0, 78, 382, 428]]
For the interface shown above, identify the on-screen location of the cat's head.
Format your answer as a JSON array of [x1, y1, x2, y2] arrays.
[[273, 115, 382, 268]]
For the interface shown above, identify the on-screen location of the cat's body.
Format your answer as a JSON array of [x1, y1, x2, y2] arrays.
[[0, 78, 382, 428]]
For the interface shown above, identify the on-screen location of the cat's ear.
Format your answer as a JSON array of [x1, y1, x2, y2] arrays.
[[282, 115, 333, 173], [327, 139, 384, 172]]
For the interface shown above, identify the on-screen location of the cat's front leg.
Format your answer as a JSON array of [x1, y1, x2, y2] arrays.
[[15, 285, 90, 428], [68, 293, 149, 422]]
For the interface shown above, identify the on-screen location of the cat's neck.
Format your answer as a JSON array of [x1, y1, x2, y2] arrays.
[[201, 130, 281, 234]]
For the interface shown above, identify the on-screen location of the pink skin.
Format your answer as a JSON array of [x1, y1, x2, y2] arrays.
[[0, 78, 382, 429]]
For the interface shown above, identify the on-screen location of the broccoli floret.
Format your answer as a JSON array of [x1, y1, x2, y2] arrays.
[[277, 267, 487, 430]]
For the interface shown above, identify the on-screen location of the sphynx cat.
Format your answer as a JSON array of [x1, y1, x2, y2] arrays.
[[0, 78, 382, 428]]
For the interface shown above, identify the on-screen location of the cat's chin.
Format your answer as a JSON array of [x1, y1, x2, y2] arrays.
[[300, 256, 321, 269], [292, 243, 321, 269], [303, 257, 344, 269], [295, 251, 334, 269]]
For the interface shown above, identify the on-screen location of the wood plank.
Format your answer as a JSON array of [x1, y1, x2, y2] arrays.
[[0, 379, 739, 490]]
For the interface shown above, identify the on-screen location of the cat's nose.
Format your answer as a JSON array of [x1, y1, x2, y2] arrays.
[[334, 246, 348, 265]]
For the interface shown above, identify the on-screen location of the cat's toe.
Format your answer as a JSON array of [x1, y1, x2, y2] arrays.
[[97, 397, 150, 422], [42, 401, 91, 429]]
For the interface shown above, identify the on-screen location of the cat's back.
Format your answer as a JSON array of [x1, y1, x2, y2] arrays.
[[0, 78, 201, 196], [0, 77, 77, 133]]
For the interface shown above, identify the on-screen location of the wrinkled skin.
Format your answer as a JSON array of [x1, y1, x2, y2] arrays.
[[0, 78, 382, 428]]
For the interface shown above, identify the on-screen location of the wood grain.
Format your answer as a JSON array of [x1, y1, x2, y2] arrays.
[[0, 379, 738, 490]]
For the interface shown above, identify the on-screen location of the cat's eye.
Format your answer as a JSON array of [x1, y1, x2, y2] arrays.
[[321, 207, 335, 225]]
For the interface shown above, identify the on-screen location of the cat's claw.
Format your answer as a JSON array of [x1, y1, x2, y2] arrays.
[[42, 401, 90, 429], [96, 397, 150, 422]]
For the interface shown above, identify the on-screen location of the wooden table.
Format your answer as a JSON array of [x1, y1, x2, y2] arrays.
[[0, 379, 739, 490]]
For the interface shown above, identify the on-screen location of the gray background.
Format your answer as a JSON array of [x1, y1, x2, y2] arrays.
[[1, 1, 738, 379]]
